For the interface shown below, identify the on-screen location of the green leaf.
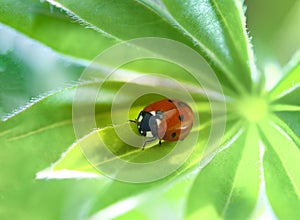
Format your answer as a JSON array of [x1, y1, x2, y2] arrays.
[[0, 0, 117, 60], [185, 124, 260, 219], [161, 0, 255, 93], [275, 112, 300, 139], [0, 76, 209, 180], [0, 87, 75, 188], [49, 0, 190, 42], [90, 174, 195, 219], [47, 0, 254, 94], [0, 27, 84, 118], [0, 179, 111, 220], [43, 115, 238, 218], [269, 114, 300, 146], [270, 52, 300, 138], [259, 119, 300, 219], [269, 51, 300, 102], [0, 51, 32, 117], [0, 84, 112, 219]]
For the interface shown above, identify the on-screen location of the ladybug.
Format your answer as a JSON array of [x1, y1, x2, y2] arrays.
[[130, 99, 194, 150]]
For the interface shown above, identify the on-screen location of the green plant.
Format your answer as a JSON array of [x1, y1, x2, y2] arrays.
[[0, 0, 299, 219]]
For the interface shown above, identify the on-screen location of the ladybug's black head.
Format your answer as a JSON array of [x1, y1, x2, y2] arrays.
[[137, 111, 158, 138]]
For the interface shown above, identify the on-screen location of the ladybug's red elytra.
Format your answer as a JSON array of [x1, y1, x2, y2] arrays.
[[130, 99, 194, 150]]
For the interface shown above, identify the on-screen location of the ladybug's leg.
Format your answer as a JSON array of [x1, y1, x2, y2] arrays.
[[128, 119, 137, 123], [159, 140, 162, 145], [141, 137, 157, 150]]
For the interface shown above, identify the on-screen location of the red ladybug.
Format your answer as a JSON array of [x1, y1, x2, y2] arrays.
[[131, 99, 194, 150]]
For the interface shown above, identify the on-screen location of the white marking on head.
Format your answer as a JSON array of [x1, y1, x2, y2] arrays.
[[138, 115, 143, 122], [150, 111, 156, 116], [146, 131, 153, 137]]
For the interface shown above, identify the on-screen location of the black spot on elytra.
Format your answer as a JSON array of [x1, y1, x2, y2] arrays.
[[171, 132, 176, 138]]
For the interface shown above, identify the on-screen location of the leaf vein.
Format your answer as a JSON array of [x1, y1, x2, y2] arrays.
[[268, 122, 300, 198], [6, 119, 72, 142]]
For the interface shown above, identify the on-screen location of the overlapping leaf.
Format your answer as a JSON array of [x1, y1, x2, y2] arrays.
[[0, 0, 116, 59]]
